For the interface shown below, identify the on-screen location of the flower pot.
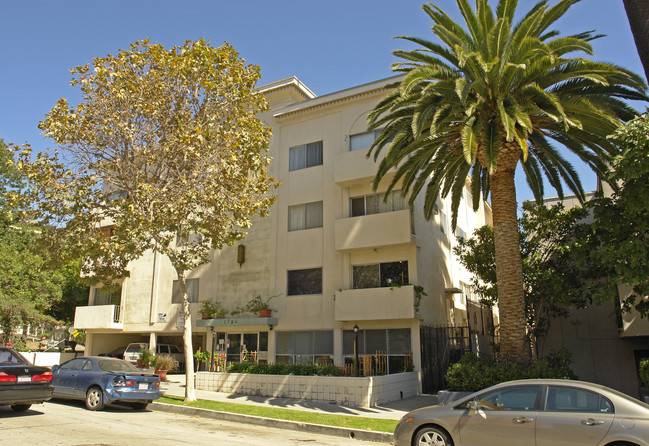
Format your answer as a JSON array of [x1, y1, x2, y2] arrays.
[[259, 309, 272, 318], [202, 312, 211, 320], [155, 369, 168, 381], [136, 359, 145, 368]]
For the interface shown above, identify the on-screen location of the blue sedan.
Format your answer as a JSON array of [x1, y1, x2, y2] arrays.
[[51, 356, 161, 411]]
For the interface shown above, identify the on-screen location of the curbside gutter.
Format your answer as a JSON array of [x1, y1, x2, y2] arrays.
[[151, 402, 394, 444]]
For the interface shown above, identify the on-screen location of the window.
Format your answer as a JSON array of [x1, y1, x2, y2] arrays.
[[172, 278, 199, 303], [472, 385, 540, 411], [287, 268, 322, 295], [546, 386, 613, 413], [440, 211, 449, 235], [352, 261, 408, 289], [456, 227, 466, 239], [350, 130, 381, 151], [276, 330, 333, 365], [93, 286, 121, 306], [342, 328, 411, 374], [289, 141, 323, 171], [350, 191, 406, 217], [288, 201, 323, 231]]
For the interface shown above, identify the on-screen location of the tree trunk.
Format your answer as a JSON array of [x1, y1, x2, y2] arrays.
[[176, 271, 196, 402], [490, 170, 529, 364], [624, 0, 649, 82]]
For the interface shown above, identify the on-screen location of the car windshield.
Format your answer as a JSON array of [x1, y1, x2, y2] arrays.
[[98, 358, 141, 373], [0, 348, 28, 365]]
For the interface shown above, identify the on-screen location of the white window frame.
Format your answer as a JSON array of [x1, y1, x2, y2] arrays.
[[288, 201, 323, 231]]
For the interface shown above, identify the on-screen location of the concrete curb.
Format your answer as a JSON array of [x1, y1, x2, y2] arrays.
[[151, 402, 394, 444]]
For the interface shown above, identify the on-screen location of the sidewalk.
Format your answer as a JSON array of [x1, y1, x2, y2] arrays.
[[159, 373, 438, 420], [153, 374, 439, 444]]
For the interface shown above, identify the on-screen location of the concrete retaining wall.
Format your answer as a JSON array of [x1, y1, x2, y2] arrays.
[[195, 371, 419, 407], [18, 351, 78, 367]]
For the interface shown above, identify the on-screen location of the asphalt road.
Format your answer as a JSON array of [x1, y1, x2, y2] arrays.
[[0, 400, 385, 446]]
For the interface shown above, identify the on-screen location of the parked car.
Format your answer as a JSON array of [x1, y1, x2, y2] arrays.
[[98, 345, 126, 358], [123, 342, 184, 370], [394, 379, 649, 446], [0, 346, 53, 412], [51, 356, 161, 410]]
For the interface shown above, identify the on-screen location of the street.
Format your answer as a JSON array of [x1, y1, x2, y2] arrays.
[[0, 400, 386, 446]]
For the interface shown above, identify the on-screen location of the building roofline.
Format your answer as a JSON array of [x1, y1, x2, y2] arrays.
[[258, 76, 316, 101], [272, 74, 405, 120]]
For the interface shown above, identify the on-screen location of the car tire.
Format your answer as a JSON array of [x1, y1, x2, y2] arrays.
[[11, 404, 31, 412], [130, 402, 148, 410], [85, 386, 105, 411], [413, 426, 453, 446]]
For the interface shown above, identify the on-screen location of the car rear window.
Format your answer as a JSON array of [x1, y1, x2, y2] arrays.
[[98, 358, 141, 373], [125, 344, 146, 353], [0, 348, 27, 364]]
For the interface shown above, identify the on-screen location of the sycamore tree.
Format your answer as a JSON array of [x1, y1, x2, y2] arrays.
[[12, 39, 276, 401], [455, 202, 602, 355], [586, 114, 649, 315]]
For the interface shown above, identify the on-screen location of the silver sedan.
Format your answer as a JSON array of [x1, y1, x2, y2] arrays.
[[394, 379, 649, 446]]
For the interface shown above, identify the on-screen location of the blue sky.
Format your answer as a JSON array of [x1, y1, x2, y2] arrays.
[[0, 0, 644, 203]]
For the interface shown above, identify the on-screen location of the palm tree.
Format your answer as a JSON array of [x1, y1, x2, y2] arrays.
[[368, 0, 646, 364], [623, 0, 649, 81]]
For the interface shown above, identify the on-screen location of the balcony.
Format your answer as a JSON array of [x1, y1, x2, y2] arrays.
[[335, 209, 413, 251], [334, 149, 395, 186], [335, 285, 416, 321], [74, 305, 123, 330]]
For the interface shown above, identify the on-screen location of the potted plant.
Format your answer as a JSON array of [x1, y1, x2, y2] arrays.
[[154, 354, 178, 381], [240, 294, 278, 317], [198, 298, 227, 319], [137, 348, 156, 369], [194, 348, 211, 371]]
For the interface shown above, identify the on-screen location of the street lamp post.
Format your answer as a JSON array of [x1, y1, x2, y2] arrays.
[[353, 324, 359, 377]]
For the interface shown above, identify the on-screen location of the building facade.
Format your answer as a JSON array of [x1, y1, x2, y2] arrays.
[[74, 76, 493, 381]]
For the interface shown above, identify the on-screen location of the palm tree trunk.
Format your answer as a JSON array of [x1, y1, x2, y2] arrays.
[[624, 0, 649, 82], [490, 169, 529, 364]]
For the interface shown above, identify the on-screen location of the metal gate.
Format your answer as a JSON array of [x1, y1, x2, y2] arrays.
[[419, 325, 472, 394]]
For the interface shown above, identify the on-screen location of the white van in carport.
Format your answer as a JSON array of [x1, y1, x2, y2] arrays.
[[123, 343, 184, 370]]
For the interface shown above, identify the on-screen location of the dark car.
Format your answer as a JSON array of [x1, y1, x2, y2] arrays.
[[98, 345, 126, 358], [0, 346, 53, 412], [394, 379, 649, 446], [51, 356, 161, 411]]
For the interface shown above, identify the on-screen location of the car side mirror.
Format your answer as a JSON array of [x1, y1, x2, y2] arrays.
[[468, 400, 479, 412]]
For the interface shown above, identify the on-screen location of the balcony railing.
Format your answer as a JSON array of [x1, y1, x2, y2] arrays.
[[335, 209, 414, 251], [74, 305, 123, 330], [335, 285, 416, 321]]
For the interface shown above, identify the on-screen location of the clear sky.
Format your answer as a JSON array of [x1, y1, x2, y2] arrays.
[[0, 0, 644, 204]]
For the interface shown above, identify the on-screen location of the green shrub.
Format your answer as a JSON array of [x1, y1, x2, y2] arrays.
[[640, 358, 649, 388], [225, 362, 341, 376], [445, 349, 577, 392]]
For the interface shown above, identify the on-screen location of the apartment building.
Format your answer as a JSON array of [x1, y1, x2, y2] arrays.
[[74, 75, 492, 380]]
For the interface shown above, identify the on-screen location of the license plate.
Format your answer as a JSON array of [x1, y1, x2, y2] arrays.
[[17, 376, 31, 383], [138, 383, 148, 390]]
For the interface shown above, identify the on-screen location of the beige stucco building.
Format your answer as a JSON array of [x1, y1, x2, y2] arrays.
[[74, 76, 492, 384]]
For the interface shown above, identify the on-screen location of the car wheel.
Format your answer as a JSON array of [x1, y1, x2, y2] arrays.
[[130, 402, 148, 410], [11, 404, 31, 412], [85, 386, 105, 411], [413, 426, 453, 446]]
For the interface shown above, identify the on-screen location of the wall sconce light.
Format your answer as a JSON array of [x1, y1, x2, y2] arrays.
[[237, 244, 246, 268], [268, 324, 274, 331]]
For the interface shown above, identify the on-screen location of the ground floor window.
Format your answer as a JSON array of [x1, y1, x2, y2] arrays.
[[275, 330, 334, 365], [342, 328, 412, 374], [212, 331, 268, 365]]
